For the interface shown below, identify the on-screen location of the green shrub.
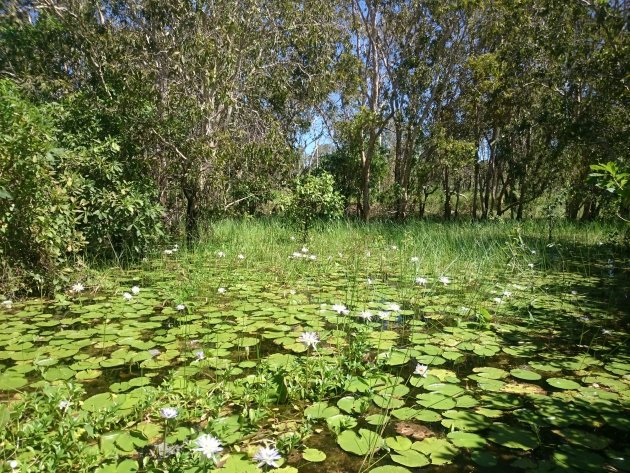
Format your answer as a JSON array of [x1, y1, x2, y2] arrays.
[[0, 80, 163, 294], [288, 172, 344, 236]]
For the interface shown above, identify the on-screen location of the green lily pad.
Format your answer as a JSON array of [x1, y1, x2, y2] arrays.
[[447, 431, 487, 449], [368, 467, 412, 473], [0, 374, 27, 390], [302, 448, 326, 462], [488, 423, 539, 450], [510, 368, 542, 381], [390, 449, 430, 468], [337, 429, 384, 456], [304, 402, 340, 420], [547, 377, 581, 390]]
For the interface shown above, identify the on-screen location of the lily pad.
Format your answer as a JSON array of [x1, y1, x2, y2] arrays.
[[547, 377, 581, 390], [337, 429, 384, 456], [487, 423, 539, 450], [302, 448, 326, 462]]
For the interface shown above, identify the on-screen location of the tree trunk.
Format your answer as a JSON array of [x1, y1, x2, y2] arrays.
[[443, 167, 451, 220], [183, 183, 199, 248], [472, 159, 479, 219]]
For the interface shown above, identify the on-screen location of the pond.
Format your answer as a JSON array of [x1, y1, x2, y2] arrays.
[[1, 227, 629, 472]]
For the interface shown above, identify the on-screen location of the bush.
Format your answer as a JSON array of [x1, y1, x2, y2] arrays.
[[0, 80, 163, 294], [287, 172, 344, 236]]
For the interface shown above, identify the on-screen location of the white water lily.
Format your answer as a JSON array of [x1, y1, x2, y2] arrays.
[[148, 349, 161, 357], [358, 311, 373, 322], [387, 302, 401, 312], [194, 350, 205, 361], [415, 277, 428, 286], [164, 249, 173, 255], [123, 292, 133, 301], [503, 290, 512, 297], [378, 311, 391, 320], [192, 434, 223, 461], [71, 283, 85, 293], [131, 286, 140, 295], [298, 331, 319, 349], [414, 363, 429, 377], [253, 446, 282, 468], [331, 303, 347, 314], [2, 300, 13, 307], [438, 276, 450, 285], [410, 256, 419, 263], [218, 287, 226, 294], [58, 400, 71, 411], [8, 460, 18, 470], [366, 278, 373, 285], [160, 407, 178, 419], [301, 246, 309, 253], [309, 254, 317, 260], [528, 263, 534, 269], [237, 254, 245, 260], [217, 251, 225, 258], [176, 304, 186, 311]]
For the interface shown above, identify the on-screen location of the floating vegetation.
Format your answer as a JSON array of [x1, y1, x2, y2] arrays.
[[0, 221, 628, 472]]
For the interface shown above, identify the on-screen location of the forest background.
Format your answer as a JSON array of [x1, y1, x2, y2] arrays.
[[0, 0, 628, 294]]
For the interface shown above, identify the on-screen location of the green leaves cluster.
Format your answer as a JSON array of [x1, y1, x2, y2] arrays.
[[0, 80, 163, 294], [287, 172, 344, 236]]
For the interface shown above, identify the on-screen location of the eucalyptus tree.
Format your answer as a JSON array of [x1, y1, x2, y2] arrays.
[[383, 0, 474, 219], [2, 0, 342, 242]]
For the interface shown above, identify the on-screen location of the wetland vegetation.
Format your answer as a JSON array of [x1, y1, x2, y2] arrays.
[[1, 1, 628, 471], [1, 220, 629, 472]]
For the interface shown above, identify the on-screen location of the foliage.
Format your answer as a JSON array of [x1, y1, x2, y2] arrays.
[[0, 80, 80, 294], [287, 172, 344, 236], [0, 80, 163, 294], [589, 162, 630, 218]]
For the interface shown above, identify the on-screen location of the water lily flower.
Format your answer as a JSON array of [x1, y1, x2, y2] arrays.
[[366, 251, 371, 257], [290, 236, 296, 241], [72, 283, 85, 293], [8, 460, 18, 470], [366, 278, 373, 285], [160, 407, 178, 419], [123, 292, 133, 301], [2, 300, 12, 307], [391, 245, 398, 250], [358, 311, 373, 322], [301, 246, 309, 253], [218, 287, 226, 294], [331, 303, 347, 314], [378, 311, 391, 320], [493, 297, 503, 304], [289, 289, 296, 295], [131, 286, 140, 295], [217, 251, 225, 258], [298, 331, 319, 349], [309, 254, 317, 260], [176, 304, 186, 311], [237, 254, 245, 260], [527, 263, 534, 269], [414, 364, 429, 377], [387, 303, 401, 312], [192, 434, 223, 461], [164, 249, 173, 255], [602, 329, 612, 336], [148, 349, 161, 357], [438, 276, 450, 285], [415, 277, 428, 286], [254, 446, 282, 468], [503, 291, 512, 297], [194, 350, 205, 361], [410, 256, 419, 263], [58, 400, 71, 411]]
